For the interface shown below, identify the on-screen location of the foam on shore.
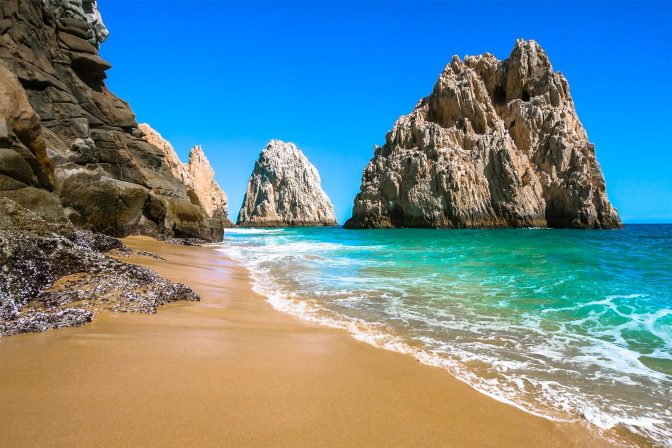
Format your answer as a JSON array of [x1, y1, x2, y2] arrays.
[[218, 226, 672, 447]]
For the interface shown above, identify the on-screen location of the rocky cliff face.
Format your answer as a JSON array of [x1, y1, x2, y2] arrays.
[[139, 124, 233, 227], [0, 63, 64, 221], [238, 140, 337, 227], [345, 39, 622, 229], [0, 0, 223, 241]]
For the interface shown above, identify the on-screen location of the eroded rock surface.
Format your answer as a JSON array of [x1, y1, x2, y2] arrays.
[[345, 39, 621, 229], [238, 140, 337, 227], [139, 123, 233, 228], [0, 0, 222, 240], [43, 0, 109, 46], [0, 197, 199, 336], [0, 63, 64, 220]]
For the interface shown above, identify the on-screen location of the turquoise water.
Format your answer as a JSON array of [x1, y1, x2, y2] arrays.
[[219, 225, 672, 446]]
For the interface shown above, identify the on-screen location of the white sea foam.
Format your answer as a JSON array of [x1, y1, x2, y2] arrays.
[[216, 232, 672, 448], [225, 228, 284, 234]]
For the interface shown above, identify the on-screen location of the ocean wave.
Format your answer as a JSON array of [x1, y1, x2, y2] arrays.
[[225, 228, 285, 234], [255, 282, 671, 446], [218, 228, 672, 447]]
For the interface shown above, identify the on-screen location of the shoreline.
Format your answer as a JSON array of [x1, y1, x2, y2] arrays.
[[0, 237, 621, 447]]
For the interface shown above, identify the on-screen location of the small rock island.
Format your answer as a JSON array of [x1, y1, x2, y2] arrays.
[[237, 140, 338, 227]]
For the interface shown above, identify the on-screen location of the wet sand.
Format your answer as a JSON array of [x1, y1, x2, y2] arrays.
[[0, 236, 614, 447]]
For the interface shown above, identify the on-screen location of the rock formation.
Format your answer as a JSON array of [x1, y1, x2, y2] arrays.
[[42, 0, 108, 46], [0, 0, 223, 241], [238, 140, 337, 227], [139, 123, 234, 227], [345, 39, 622, 229]]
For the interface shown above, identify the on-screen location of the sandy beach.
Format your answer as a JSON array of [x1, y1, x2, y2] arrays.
[[0, 237, 616, 447]]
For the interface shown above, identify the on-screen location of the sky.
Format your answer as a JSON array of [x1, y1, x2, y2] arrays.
[[98, 0, 672, 224]]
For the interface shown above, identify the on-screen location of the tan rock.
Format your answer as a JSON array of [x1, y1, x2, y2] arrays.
[[345, 39, 622, 229], [188, 146, 230, 223], [139, 124, 232, 227], [139, 123, 190, 182]]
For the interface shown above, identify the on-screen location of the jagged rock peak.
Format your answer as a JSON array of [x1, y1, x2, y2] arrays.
[[139, 124, 232, 227], [345, 39, 621, 229], [138, 123, 190, 182], [42, 0, 109, 47], [237, 140, 338, 227]]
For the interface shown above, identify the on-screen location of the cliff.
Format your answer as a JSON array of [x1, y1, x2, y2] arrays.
[[0, 0, 220, 335], [345, 39, 622, 229], [0, 0, 223, 240], [238, 139, 337, 227], [139, 123, 234, 228]]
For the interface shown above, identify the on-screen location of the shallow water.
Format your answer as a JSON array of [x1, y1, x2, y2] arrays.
[[218, 225, 672, 446]]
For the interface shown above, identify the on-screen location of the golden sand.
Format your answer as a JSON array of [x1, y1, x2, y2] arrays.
[[0, 236, 613, 447]]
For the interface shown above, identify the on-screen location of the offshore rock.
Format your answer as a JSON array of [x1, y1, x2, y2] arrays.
[[0, 197, 200, 337], [139, 123, 233, 228], [238, 139, 337, 227], [0, 0, 222, 241], [345, 39, 622, 229]]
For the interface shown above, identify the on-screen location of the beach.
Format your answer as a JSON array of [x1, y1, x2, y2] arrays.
[[0, 236, 617, 447], [0, 1, 668, 447]]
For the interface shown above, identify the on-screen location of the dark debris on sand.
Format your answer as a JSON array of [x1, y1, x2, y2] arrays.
[[0, 198, 199, 337]]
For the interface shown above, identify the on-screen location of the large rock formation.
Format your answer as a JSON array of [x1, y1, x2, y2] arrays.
[[238, 140, 337, 227], [0, 0, 223, 241], [345, 39, 622, 229], [139, 123, 233, 227]]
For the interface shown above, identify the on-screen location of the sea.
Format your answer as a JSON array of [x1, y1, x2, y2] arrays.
[[217, 225, 672, 446]]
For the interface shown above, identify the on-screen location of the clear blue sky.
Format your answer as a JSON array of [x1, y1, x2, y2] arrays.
[[98, 0, 672, 224]]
